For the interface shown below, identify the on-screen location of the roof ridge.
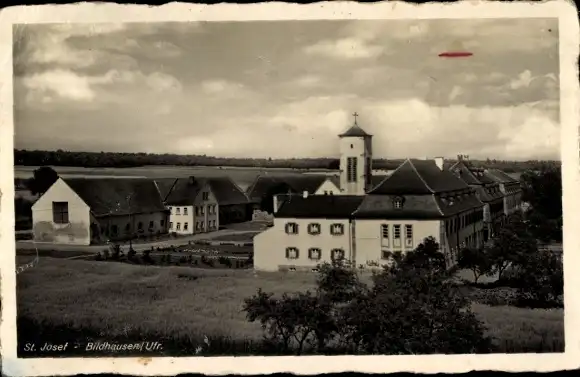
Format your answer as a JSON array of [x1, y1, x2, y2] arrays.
[[408, 159, 435, 193], [368, 158, 411, 193], [432, 193, 445, 216]]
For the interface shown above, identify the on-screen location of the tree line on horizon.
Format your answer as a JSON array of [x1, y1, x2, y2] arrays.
[[14, 149, 560, 173]]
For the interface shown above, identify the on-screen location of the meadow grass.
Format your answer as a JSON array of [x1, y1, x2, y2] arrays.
[[17, 258, 564, 355]]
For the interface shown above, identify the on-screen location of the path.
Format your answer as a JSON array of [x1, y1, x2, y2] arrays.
[[17, 229, 259, 254]]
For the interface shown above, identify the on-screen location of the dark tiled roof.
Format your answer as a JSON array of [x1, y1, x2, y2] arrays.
[[338, 124, 372, 138], [436, 191, 485, 217], [353, 194, 443, 219], [163, 176, 249, 206], [370, 159, 468, 195], [449, 161, 482, 185], [246, 175, 328, 203], [154, 178, 179, 201], [370, 175, 388, 190], [206, 176, 249, 205], [276, 195, 365, 219], [163, 177, 205, 206], [353, 189, 485, 219], [63, 178, 167, 217], [486, 169, 519, 183]]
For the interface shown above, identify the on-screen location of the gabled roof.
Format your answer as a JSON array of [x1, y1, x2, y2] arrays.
[[485, 168, 519, 183], [205, 176, 249, 205], [154, 178, 179, 201], [246, 175, 329, 203], [163, 177, 205, 206], [63, 178, 167, 217], [369, 159, 468, 195], [449, 161, 482, 185], [275, 195, 365, 219], [338, 123, 372, 138], [163, 176, 249, 206]]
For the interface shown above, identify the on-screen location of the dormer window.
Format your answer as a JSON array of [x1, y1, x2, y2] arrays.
[[393, 196, 404, 209], [308, 223, 321, 235]]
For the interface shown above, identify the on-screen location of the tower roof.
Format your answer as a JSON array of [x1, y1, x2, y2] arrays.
[[339, 112, 372, 138], [338, 124, 372, 138]]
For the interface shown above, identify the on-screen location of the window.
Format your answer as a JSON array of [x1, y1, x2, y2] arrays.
[[308, 248, 321, 260], [324, 190, 328, 195], [169, 222, 173, 230], [111, 225, 118, 235], [286, 247, 299, 260], [183, 207, 188, 215], [347, 157, 357, 182], [308, 223, 321, 235], [176, 207, 181, 215], [200, 222, 205, 230], [148, 221, 154, 229], [331, 248, 344, 261], [169, 206, 173, 214], [393, 225, 401, 248], [138, 222, 143, 230], [285, 222, 299, 234], [160, 220, 165, 227], [330, 223, 344, 235], [405, 225, 413, 248], [202, 192, 209, 201], [201, 206, 205, 215], [394, 198, 403, 209], [184, 222, 189, 231], [381, 224, 390, 247], [176, 222, 181, 230], [52, 202, 69, 224]]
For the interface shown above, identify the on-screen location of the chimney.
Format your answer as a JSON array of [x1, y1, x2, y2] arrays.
[[303, 191, 309, 199], [457, 154, 463, 161], [434, 157, 444, 170]]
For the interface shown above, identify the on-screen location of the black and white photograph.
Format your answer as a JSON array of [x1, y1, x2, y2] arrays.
[[2, 1, 579, 375]]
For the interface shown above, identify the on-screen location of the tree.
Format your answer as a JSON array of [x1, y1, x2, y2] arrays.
[[28, 166, 58, 195], [520, 167, 562, 242], [244, 237, 492, 355], [517, 248, 563, 308], [343, 237, 491, 354], [457, 247, 492, 284], [486, 215, 538, 280]]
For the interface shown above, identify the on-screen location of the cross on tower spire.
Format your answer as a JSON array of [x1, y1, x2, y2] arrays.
[[352, 112, 359, 125]]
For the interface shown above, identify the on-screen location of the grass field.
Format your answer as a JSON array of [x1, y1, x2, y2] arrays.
[[17, 257, 563, 356]]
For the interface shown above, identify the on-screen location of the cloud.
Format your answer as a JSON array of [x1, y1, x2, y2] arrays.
[[303, 37, 384, 60], [20, 69, 182, 105]]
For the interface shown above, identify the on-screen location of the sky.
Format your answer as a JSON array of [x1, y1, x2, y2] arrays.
[[13, 18, 560, 160]]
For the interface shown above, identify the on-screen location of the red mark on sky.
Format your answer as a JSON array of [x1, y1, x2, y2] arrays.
[[438, 51, 473, 58]]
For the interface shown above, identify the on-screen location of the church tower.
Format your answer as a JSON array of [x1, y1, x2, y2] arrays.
[[339, 112, 373, 196]]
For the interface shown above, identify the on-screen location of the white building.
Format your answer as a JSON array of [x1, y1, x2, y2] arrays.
[[253, 116, 496, 272]]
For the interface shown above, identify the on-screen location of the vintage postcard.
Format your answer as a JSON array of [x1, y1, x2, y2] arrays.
[[1, 0, 579, 375]]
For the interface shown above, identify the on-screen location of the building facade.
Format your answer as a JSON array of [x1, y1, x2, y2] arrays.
[[162, 177, 220, 235], [253, 119, 507, 272], [32, 177, 169, 245]]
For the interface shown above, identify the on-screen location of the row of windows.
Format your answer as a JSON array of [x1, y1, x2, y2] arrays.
[[285, 247, 345, 261], [380, 224, 413, 248], [285, 223, 345, 236], [103, 220, 166, 236], [169, 220, 217, 231], [445, 210, 484, 234], [169, 205, 217, 216]]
